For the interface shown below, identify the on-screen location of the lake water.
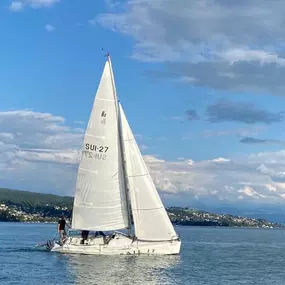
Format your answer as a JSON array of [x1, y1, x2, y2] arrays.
[[1, 223, 285, 284]]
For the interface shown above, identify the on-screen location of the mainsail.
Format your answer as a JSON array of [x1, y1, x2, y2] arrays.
[[72, 60, 129, 231], [119, 104, 178, 241]]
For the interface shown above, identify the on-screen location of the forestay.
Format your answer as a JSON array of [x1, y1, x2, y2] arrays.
[[119, 104, 178, 241], [72, 61, 129, 231]]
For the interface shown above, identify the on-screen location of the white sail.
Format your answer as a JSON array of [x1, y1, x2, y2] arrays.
[[72, 60, 129, 231], [119, 104, 178, 241]]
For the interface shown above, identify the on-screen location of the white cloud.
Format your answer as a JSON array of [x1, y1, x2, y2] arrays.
[[2, 109, 285, 206], [220, 49, 285, 66], [97, 0, 285, 64], [97, 0, 285, 94], [9, 0, 60, 11], [238, 186, 266, 199], [0, 110, 83, 195], [28, 0, 59, 7], [10, 1, 24, 11], [145, 153, 285, 205], [45, 24, 55, 32], [0, 133, 14, 140], [211, 157, 230, 163]]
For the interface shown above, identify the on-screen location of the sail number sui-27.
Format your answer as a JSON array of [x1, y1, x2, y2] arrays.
[[84, 143, 109, 161], [85, 143, 109, 153]]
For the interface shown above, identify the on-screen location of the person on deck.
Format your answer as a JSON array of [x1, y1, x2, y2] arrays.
[[58, 216, 69, 245], [94, 231, 106, 237], [81, 230, 89, 244]]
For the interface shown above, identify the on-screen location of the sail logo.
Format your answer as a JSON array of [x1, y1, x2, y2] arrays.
[[101, 111, 107, 124]]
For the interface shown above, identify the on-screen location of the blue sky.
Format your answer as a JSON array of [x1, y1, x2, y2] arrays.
[[1, 0, 285, 209]]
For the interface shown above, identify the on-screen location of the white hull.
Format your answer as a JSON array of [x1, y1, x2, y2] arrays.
[[49, 232, 181, 255]]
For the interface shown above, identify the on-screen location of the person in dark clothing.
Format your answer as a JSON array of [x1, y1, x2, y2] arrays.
[[58, 216, 67, 245], [94, 231, 105, 237], [81, 230, 89, 244], [98, 231, 105, 236]]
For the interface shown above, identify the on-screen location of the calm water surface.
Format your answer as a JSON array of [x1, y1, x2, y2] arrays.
[[1, 223, 285, 284]]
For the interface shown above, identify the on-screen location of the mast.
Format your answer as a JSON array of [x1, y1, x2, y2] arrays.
[[106, 53, 133, 236]]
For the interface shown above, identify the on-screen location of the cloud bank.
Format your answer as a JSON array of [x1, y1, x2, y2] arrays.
[[97, 0, 285, 94], [1, 109, 285, 207], [0, 110, 83, 195]]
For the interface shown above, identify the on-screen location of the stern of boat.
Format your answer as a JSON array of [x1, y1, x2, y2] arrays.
[[45, 238, 61, 251]]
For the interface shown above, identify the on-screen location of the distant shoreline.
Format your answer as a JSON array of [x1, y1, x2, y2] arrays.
[[0, 221, 283, 229], [0, 188, 284, 229]]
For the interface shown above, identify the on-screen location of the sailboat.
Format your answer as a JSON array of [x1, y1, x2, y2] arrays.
[[48, 55, 181, 255]]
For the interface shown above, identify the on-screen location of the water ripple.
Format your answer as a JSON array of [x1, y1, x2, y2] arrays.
[[1, 224, 285, 284]]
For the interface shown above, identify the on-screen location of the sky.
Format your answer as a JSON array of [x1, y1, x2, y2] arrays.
[[1, 0, 285, 210]]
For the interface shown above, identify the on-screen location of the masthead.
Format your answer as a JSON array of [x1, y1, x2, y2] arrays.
[[101, 48, 110, 59]]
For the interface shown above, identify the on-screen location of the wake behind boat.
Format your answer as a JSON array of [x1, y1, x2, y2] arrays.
[[47, 54, 181, 255]]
